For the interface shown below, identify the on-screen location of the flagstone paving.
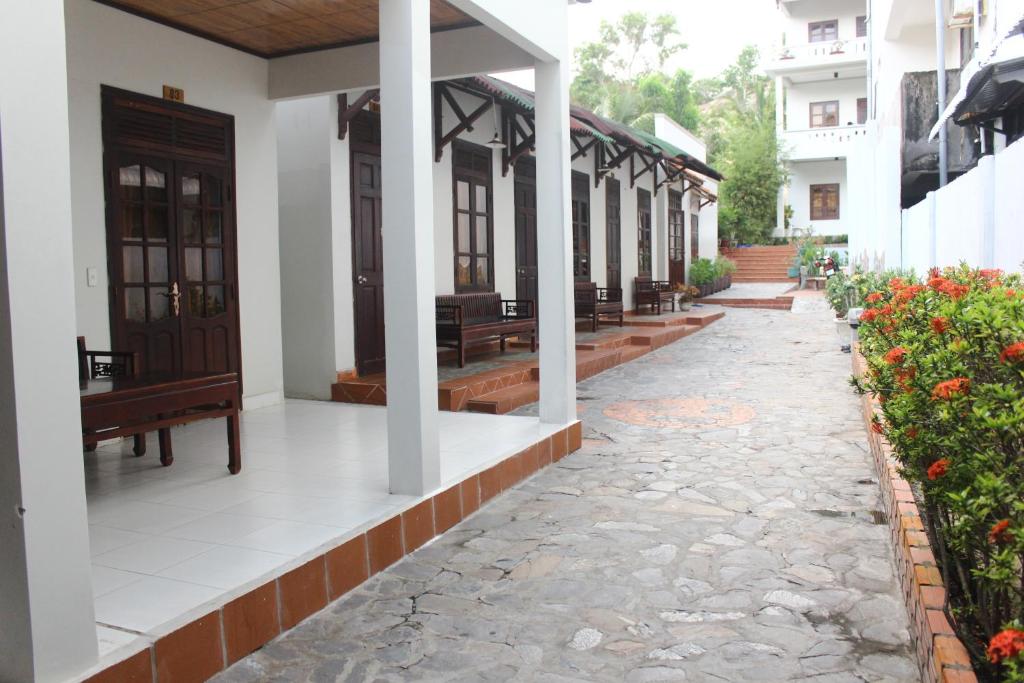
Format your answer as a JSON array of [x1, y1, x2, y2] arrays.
[[216, 297, 918, 682]]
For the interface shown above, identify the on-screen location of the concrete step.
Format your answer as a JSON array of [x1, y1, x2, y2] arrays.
[[694, 297, 794, 311], [466, 381, 540, 415]]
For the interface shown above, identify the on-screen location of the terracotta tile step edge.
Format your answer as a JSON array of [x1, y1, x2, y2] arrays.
[[852, 348, 978, 683], [83, 421, 584, 683]]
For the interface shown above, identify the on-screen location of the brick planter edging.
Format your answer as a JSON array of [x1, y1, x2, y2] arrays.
[[84, 421, 583, 683], [852, 350, 978, 683]]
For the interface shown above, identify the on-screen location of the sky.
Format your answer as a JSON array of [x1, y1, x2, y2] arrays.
[[498, 0, 779, 90]]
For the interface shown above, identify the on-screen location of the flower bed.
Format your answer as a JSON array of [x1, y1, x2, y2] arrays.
[[850, 266, 1024, 683]]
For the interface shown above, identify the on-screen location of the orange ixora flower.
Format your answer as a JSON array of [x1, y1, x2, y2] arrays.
[[884, 347, 907, 365], [894, 285, 926, 302], [865, 292, 883, 304], [939, 281, 970, 299], [979, 268, 1004, 280], [860, 309, 879, 323], [928, 277, 950, 290], [989, 519, 1013, 545], [932, 378, 970, 400], [871, 420, 884, 434], [906, 427, 919, 439], [927, 459, 950, 480], [930, 317, 949, 334], [988, 629, 1024, 664], [1000, 342, 1024, 364], [888, 277, 906, 290]]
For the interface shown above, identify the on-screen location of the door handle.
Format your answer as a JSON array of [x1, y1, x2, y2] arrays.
[[357, 275, 368, 285], [159, 282, 181, 317]]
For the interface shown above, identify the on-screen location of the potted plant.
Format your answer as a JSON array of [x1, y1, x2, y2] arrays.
[[716, 256, 737, 289], [674, 284, 700, 311], [689, 258, 716, 297]]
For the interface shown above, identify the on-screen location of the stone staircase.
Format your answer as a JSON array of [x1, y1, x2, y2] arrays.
[[722, 245, 798, 283]]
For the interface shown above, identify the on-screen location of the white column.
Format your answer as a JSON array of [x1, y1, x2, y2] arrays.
[[977, 154, 996, 268], [379, 0, 440, 495], [776, 76, 787, 233], [0, 3, 98, 681], [534, 59, 576, 426]]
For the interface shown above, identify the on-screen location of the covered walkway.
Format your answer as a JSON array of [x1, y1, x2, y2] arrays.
[[217, 298, 916, 682]]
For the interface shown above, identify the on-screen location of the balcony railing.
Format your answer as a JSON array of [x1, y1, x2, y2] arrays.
[[781, 125, 867, 160], [770, 37, 868, 69]]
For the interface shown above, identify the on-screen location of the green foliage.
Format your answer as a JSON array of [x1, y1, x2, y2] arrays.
[[697, 46, 787, 245], [688, 258, 716, 285], [853, 266, 1024, 680], [714, 256, 737, 277], [570, 12, 695, 132]]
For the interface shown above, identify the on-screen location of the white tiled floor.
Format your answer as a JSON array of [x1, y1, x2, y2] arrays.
[[84, 399, 560, 650]]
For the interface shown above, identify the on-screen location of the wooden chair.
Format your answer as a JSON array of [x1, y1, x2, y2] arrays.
[[633, 276, 675, 315], [77, 337, 146, 455], [574, 282, 624, 332], [435, 293, 537, 368]]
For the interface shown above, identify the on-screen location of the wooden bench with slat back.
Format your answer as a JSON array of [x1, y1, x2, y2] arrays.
[[435, 293, 536, 368], [634, 275, 675, 315], [574, 282, 624, 332]]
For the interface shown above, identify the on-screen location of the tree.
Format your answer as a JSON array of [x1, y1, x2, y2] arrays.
[[570, 12, 696, 133], [696, 46, 787, 243]]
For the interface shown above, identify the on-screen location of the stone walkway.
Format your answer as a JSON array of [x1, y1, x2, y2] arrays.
[[216, 297, 918, 682]]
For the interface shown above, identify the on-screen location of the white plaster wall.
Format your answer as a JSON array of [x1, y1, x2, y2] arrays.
[[64, 0, 283, 406], [786, 78, 867, 129], [447, 0, 567, 62], [788, 159, 849, 235], [992, 136, 1024, 271], [277, 96, 354, 399], [781, 3, 867, 45], [697, 181, 721, 262]]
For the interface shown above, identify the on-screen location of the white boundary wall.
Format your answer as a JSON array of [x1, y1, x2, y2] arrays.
[[900, 137, 1024, 273]]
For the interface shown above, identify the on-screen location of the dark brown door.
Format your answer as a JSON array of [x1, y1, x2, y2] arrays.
[[103, 87, 239, 377], [691, 212, 700, 262], [514, 160, 538, 304], [668, 190, 685, 286], [605, 178, 621, 290], [178, 163, 236, 373], [108, 153, 181, 374], [571, 172, 591, 281], [637, 188, 653, 276], [351, 152, 386, 376]]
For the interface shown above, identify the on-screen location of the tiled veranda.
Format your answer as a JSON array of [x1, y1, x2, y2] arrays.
[[82, 400, 571, 676]]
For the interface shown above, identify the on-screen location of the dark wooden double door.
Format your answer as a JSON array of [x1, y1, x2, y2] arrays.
[[103, 88, 239, 377], [514, 160, 538, 303]]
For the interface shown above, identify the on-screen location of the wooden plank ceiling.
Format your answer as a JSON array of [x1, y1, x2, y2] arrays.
[[96, 0, 476, 58]]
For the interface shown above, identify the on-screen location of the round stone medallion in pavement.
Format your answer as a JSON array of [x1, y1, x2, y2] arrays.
[[603, 397, 756, 430]]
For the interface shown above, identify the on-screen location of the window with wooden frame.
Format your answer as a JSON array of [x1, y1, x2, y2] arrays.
[[637, 188, 653, 277], [809, 19, 838, 43], [571, 172, 591, 281], [810, 100, 840, 128], [452, 141, 493, 292], [856, 15, 868, 38], [857, 97, 868, 124], [810, 184, 840, 220]]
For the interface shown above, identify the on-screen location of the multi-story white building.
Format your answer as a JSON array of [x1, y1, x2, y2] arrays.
[[767, 0, 870, 239]]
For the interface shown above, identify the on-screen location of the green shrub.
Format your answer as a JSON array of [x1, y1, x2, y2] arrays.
[[714, 256, 737, 277], [852, 265, 1024, 681], [689, 258, 716, 285]]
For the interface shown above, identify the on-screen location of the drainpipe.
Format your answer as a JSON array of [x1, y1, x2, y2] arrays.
[[935, 0, 949, 187]]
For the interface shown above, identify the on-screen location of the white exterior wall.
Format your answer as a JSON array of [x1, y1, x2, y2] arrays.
[[781, 3, 866, 46], [898, 137, 1024, 273], [786, 78, 866, 129], [789, 159, 849, 235], [65, 0, 284, 407]]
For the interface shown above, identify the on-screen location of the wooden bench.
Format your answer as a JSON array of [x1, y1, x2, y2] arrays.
[[436, 293, 536, 368], [633, 276, 675, 315], [575, 281, 624, 332]]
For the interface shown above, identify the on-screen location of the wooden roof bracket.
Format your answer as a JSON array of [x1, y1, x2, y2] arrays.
[[571, 136, 597, 162], [631, 153, 659, 188], [337, 89, 379, 140], [433, 82, 492, 162], [502, 110, 535, 176]]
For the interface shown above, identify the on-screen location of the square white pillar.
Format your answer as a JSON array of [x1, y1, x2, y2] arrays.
[[379, 0, 441, 495], [534, 59, 577, 426], [0, 2, 98, 681]]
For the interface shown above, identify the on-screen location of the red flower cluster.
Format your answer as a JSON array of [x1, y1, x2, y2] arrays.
[[884, 347, 907, 365], [894, 285, 926, 303], [927, 459, 950, 480], [1000, 342, 1024, 364], [928, 277, 970, 299], [979, 268, 1004, 280], [865, 292, 883, 304], [988, 628, 1024, 664], [895, 367, 916, 393], [932, 378, 970, 400], [930, 317, 949, 334], [860, 309, 879, 323], [989, 519, 1013, 545], [871, 420, 884, 434], [906, 427, 919, 439]]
